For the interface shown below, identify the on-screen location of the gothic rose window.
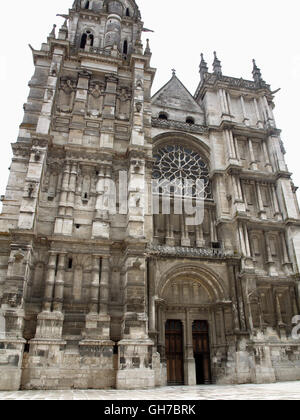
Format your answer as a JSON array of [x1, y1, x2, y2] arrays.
[[153, 145, 211, 199]]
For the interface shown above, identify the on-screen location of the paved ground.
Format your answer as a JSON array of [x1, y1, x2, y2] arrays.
[[0, 381, 300, 400]]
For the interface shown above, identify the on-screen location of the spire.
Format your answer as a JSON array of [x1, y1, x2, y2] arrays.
[[252, 59, 264, 83], [213, 51, 222, 76], [144, 39, 151, 56], [199, 53, 208, 80]]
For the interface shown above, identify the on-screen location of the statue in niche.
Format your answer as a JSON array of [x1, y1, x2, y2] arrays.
[[116, 87, 131, 120], [87, 81, 104, 117], [57, 77, 76, 113]]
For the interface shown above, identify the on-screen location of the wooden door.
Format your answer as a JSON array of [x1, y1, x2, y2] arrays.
[[192, 320, 211, 384], [165, 320, 184, 385]]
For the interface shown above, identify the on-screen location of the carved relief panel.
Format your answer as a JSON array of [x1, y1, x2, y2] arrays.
[[116, 87, 132, 120], [163, 279, 213, 306], [57, 77, 76, 113], [87, 80, 105, 117]]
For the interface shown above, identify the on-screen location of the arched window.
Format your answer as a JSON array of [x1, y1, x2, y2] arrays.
[[123, 40, 128, 55], [158, 112, 168, 121], [126, 8, 130, 17], [186, 117, 195, 125], [80, 31, 94, 49], [84, 1, 90, 9], [153, 144, 211, 199]]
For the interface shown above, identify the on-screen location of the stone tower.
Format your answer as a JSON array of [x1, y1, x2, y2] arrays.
[[0, 0, 156, 390], [0, 0, 300, 391]]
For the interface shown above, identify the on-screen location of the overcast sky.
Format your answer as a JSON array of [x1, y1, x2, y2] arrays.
[[0, 0, 299, 207]]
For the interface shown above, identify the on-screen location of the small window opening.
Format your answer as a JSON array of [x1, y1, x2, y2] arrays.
[[126, 8, 130, 17], [75, 224, 81, 230], [113, 344, 118, 355], [123, 40, 128, 55], [186, 117, 195, 125], [68, 258, 73, 269], [212, 242, 221, 249], [24, 342, 30, 353], [84, 193, 88, 200], [85, 1, 90, 9], [80, 33, 87, 49], [158, 112, 168, 121]]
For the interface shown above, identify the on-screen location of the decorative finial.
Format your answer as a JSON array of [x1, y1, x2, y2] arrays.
[[199, 53, 208, 80], [144, 38, 151, 56], [252, 59, 264, 83], [49, 24, 57, 38], [213, 51, 222, 76], [172, 68, 176, 77]]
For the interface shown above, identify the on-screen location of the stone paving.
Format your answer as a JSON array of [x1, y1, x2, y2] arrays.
[[0, 381, 300, 400]]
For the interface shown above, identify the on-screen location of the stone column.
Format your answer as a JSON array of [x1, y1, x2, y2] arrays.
[[54, 162, 73, 235], [271, 184, 282, 221], [65, 162, 78, 218], [265, 232, 277, 276], [224, 129, 239, 165], [180, 214, 190, 247], [262, 141, 273, 172], [253, 98, 264, 128], [256, 182, 267, 220], [248, 138, 258, 171], [228, 264, 240, 332], [166, 214, 175, 246], [274, 292, 286, 339], [92, 165, 111, 239], [195, 224, 205, 247], [219, 307, 226, 345], [100, 74, 118, 149], [232, 175, 246, 213], [53, 253, 66, 312], [281, 232, 293, 275], [263, 96, 275, 127], [89, 255, 101, 314], [43, 252, 57, 312], [100, 257, 109, 315], [240, 96, 250, 125], [184, 310, 196, 386]]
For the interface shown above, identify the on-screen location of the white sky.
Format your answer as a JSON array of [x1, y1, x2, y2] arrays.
[[0, 0, 299, 204]]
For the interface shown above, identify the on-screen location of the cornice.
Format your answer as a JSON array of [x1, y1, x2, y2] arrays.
[[195, 72, 272, 100]]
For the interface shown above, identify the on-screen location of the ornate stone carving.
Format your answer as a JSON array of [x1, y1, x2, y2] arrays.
[[147, 244, 233, 259]]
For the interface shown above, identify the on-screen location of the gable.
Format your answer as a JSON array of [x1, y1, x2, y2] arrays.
[[152, 75, 203, 114]]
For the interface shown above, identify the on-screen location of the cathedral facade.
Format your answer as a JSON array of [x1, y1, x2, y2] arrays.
[[0, 0, 300, 390]]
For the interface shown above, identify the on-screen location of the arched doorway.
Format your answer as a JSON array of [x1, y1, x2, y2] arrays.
[[165, 320, 184, 385], [192, 320, 211, 384], [156, 263, 227, 385]]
